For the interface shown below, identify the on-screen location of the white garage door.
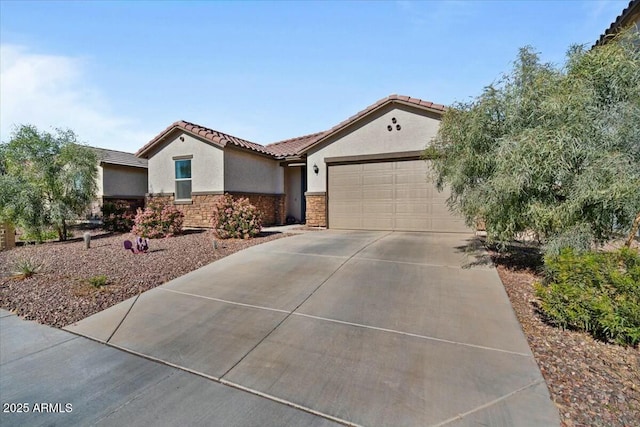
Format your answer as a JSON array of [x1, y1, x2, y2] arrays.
[[328, 160, 470, 232]]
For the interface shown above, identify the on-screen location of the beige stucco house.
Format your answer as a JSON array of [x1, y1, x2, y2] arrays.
[[136, 95, 469, 232], [90, 147, 148, 217]]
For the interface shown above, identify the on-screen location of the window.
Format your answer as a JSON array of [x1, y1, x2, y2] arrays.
[[175, 159, 192, 200]]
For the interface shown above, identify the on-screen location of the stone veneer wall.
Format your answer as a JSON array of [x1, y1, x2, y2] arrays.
[[305, 193, 327, 227], [147, 193, 285, 228], [1, 223, 16, 251]]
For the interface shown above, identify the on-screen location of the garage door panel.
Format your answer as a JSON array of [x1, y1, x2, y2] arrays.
[[362, 174, 394, 186], [362, 188, 393, 200], [362, 162, 394, 172], [362, 202, 394, 215], [395, 173, 429, 185], [395, 188, 429, 199], [331, 175, 363, 187], [331, 189, 363, 200], [328, 160, 470, 233]]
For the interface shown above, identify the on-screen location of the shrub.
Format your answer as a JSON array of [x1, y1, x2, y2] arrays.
[[535, 248, 640, 346], [19, 229, 61, 243], [102, 200, 135, 232], [87, 274, 109, 288], [132, 200, 184, 238], [212, 194, 262, 239], [12, 257, 43, 279]]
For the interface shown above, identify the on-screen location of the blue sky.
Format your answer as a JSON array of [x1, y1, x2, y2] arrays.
[[0, 0, 629, 153]]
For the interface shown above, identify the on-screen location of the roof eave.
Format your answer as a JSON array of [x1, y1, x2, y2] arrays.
[[136, 124, 227, 159], [594, 0, 640, 47]]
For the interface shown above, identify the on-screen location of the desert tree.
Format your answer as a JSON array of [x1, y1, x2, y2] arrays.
[[428, 29, 640, 253], [0, 125, 98, 241]]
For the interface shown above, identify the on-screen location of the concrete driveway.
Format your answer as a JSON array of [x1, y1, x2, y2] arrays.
[[60, 230, 559, 426]]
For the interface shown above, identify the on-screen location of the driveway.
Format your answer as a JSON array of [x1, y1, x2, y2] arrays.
[[12, 230, 559, 426]]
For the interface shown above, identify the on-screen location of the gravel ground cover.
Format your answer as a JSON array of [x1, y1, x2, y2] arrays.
[[491, 245, 640, 427], [0, 230, 288, 328]]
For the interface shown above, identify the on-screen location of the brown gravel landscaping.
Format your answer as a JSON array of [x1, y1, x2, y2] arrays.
[[0, 230, 288, 328], [491, 244, 640, 427]]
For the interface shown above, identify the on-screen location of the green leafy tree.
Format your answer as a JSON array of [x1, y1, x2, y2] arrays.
[[0, 125, 98, 241], [429, 30, 640, 253]]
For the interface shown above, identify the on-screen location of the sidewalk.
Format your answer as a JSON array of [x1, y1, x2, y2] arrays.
[[0, 309, 338, 427]]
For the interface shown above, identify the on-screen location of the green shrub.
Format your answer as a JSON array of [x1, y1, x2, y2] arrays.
[[132, 200, 184, 238], [12, 257, 43, 279], [19, 229, 59, 243], [87, 275, 109, 288], [535, 248, 640, 346], [212, 194, 262, 239], [102, 200, 135, 232]]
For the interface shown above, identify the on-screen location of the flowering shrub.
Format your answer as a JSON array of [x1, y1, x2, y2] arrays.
[[132, 200, 184, 238], [102, 201, 135, 232], [212, 194, 262, 239]]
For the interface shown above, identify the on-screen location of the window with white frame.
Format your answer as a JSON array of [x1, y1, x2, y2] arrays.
[[175, 158, 192, 200]]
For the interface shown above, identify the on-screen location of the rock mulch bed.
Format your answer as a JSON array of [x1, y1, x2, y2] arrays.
[[0, 230, 288, 328], [491, 246, 639, 427]]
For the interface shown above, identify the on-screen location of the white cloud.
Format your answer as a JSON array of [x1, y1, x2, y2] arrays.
[[0, 44, 153, 152]]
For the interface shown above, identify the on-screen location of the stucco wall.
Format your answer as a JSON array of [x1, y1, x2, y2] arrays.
[[224, 147, 283, 194], [102, 165, 148, 197], [147, 132, 224, 195], [306, 104, 441, 192], [96, 164, 104, 197]]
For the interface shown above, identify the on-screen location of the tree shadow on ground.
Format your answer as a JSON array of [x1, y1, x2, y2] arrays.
[[487, 241, 544, 274]]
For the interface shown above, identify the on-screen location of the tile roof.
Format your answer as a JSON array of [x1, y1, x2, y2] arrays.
[[136, 94, 445, 159], [594, 0, 640, 47], [136, 120, 274, 158], [92, 147, 148, 168]]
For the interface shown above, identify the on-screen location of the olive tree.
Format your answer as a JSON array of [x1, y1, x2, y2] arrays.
[[428, 30, 640, 253], [0, 125, 98, 241]]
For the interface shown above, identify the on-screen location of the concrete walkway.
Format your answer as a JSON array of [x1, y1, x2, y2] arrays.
[[3, 231, 560, 426]]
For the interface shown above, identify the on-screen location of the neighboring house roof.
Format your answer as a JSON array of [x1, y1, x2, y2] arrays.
[[594, 0, 640, 46], [137, 94, 445, 160], [93, 147, 148, 169]]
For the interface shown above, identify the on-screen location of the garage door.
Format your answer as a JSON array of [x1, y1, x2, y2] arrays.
[[328, 160, 470, 232]]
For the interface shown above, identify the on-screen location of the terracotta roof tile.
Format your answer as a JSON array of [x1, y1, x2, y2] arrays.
[[136, 120, 273, 158], [594, 0, 639, 47], [266, 131, 327, 157], [136, 94, 446, 160]]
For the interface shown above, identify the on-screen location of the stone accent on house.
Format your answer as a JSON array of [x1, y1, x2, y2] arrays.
[[1, 223, 16, 251], [146, 192, 285, 228], [305, 192, 327, 227], [235, 193, 285, 226]]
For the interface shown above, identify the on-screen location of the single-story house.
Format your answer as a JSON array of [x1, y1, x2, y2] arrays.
[[89, 147, 148, 218], [136, 95, 469, 232]]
